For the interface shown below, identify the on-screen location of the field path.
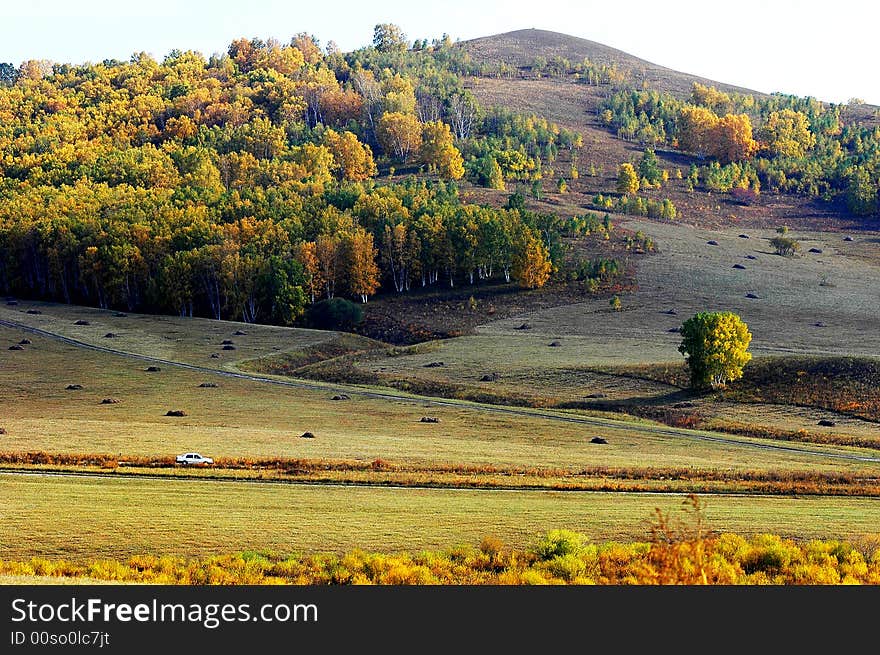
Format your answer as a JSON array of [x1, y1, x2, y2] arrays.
[[2, 316, 878, 464]]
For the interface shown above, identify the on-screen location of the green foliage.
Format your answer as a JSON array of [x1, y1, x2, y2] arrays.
[[533, 529, 586, 561], [505, 191, 526, 211], [638, 148, 663, 185], [601, 83, 880, 210], [770, 236, 801, 257], [308, 298, 364, 331], [593, 193, 677, 219], [678, 312, 753, 390]]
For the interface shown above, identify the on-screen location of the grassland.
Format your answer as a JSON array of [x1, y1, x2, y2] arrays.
[[4, 473, 880, 562], [2, 323, 878, 474], [277, 218, 880, 449]]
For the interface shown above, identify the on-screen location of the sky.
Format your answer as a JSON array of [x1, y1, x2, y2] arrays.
[[4, 0, 879, 105]]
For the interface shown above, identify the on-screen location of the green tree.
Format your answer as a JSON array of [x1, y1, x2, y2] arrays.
[[845, 167, 878, 216], [487, 157, 505, 190], [678, 312, 752, 390], [638, 148, 663, 185], [616, 163, 639, 194], [372, 24, 408, 52]]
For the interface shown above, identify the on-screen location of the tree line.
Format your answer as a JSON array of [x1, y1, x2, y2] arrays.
[[599, 83, 880, 216]]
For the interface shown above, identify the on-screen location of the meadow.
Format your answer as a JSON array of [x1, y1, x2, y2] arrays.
[[4, 474, 880, 562]]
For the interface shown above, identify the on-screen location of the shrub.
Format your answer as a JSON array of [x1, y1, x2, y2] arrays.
[[534, 529, 586, 561], [770, 236, 800, 257], [308, 298, 364, 331]]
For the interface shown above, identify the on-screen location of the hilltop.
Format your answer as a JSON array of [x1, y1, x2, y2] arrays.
[[461, 28, 763, 99]]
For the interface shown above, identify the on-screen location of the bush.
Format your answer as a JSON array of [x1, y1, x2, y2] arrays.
[[308, 298, 364, 331], [534, 529, 586, 560], [770, 236, 800, 257]]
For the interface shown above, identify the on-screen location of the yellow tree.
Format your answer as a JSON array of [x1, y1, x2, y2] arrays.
[[345, 228, 380, 303], [376, 112, 422, 162], [616, 162, 639, 194], [420, 121, 464, 179], [678, 311, 752, 390], [677, 105, 719, 158], [319, 88, 364, 127], [512, 231, 552, 289], [296, 241, 320, 303], [711, 113, 757, 164], [315, 234, 340, 299], [381, 74, 417, 115], [324, 129, 377, 181], [759, 109, 816, 158]]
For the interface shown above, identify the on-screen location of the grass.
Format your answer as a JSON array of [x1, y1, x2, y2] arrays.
[[4, 325, 879, 475], [5, 473, 880, 561], [0, 301, 338, 368], [5, 454, 880, 496]]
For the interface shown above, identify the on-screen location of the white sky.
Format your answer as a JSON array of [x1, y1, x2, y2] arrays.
[[4, 0, 879, 105]]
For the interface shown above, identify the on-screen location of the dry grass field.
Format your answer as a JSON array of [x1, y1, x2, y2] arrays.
[[3, 324, 876, 472]]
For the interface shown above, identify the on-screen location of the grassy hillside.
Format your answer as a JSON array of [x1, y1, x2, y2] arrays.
[[461, 28, 763, 98]]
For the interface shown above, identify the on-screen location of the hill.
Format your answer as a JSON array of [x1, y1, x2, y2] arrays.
[[460, 28, 764, 99]]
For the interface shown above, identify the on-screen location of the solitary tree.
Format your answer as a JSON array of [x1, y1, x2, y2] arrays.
[[678, 311, 752, 390], [616, 163, 639, 194]]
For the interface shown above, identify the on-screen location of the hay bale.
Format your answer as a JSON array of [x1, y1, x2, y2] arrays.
[[514, 323, 531, 330], [74, 320, 90, 325], [66, 384, 83, 390], [104, 332, 117, 338], [210, 353, 220, 358], [585, 392, 607, 399], [662, 309, 677, 315], [6, 300, 17, 306], [745, 293, 759, 299], [420, 417, 440, 423], [738, 234, 750, 239], [808, 247, 823, 254], [100, 398, 120, 404], [667, 327, 680, 333], [590, 437, 608, 444], [423, 361, 445, 368], [199, 382, 218, 388], [222, 344, 236, 350], [113, 312, 127, 317], [221, 339, 234, 345], [331, 394, 350, 401], [817, 419, 836, 427], [745, 255, 757, 260], [548, 341, 562, 347], [19, 339, 31, 345], [732, 263, 746, 269], [480, 372, 499, 382], [233, 330, 247, 336], [706, 240, 719, 246], [8, 345, 23, 350], [0, 427, 5, 434], [26, 309, 42, 315], [843, 236, 854, 242], [165, 410, 187, 417], [145, 366, 161, 372], [300, 431, 316, 439], [813, 321, 827, 328]]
